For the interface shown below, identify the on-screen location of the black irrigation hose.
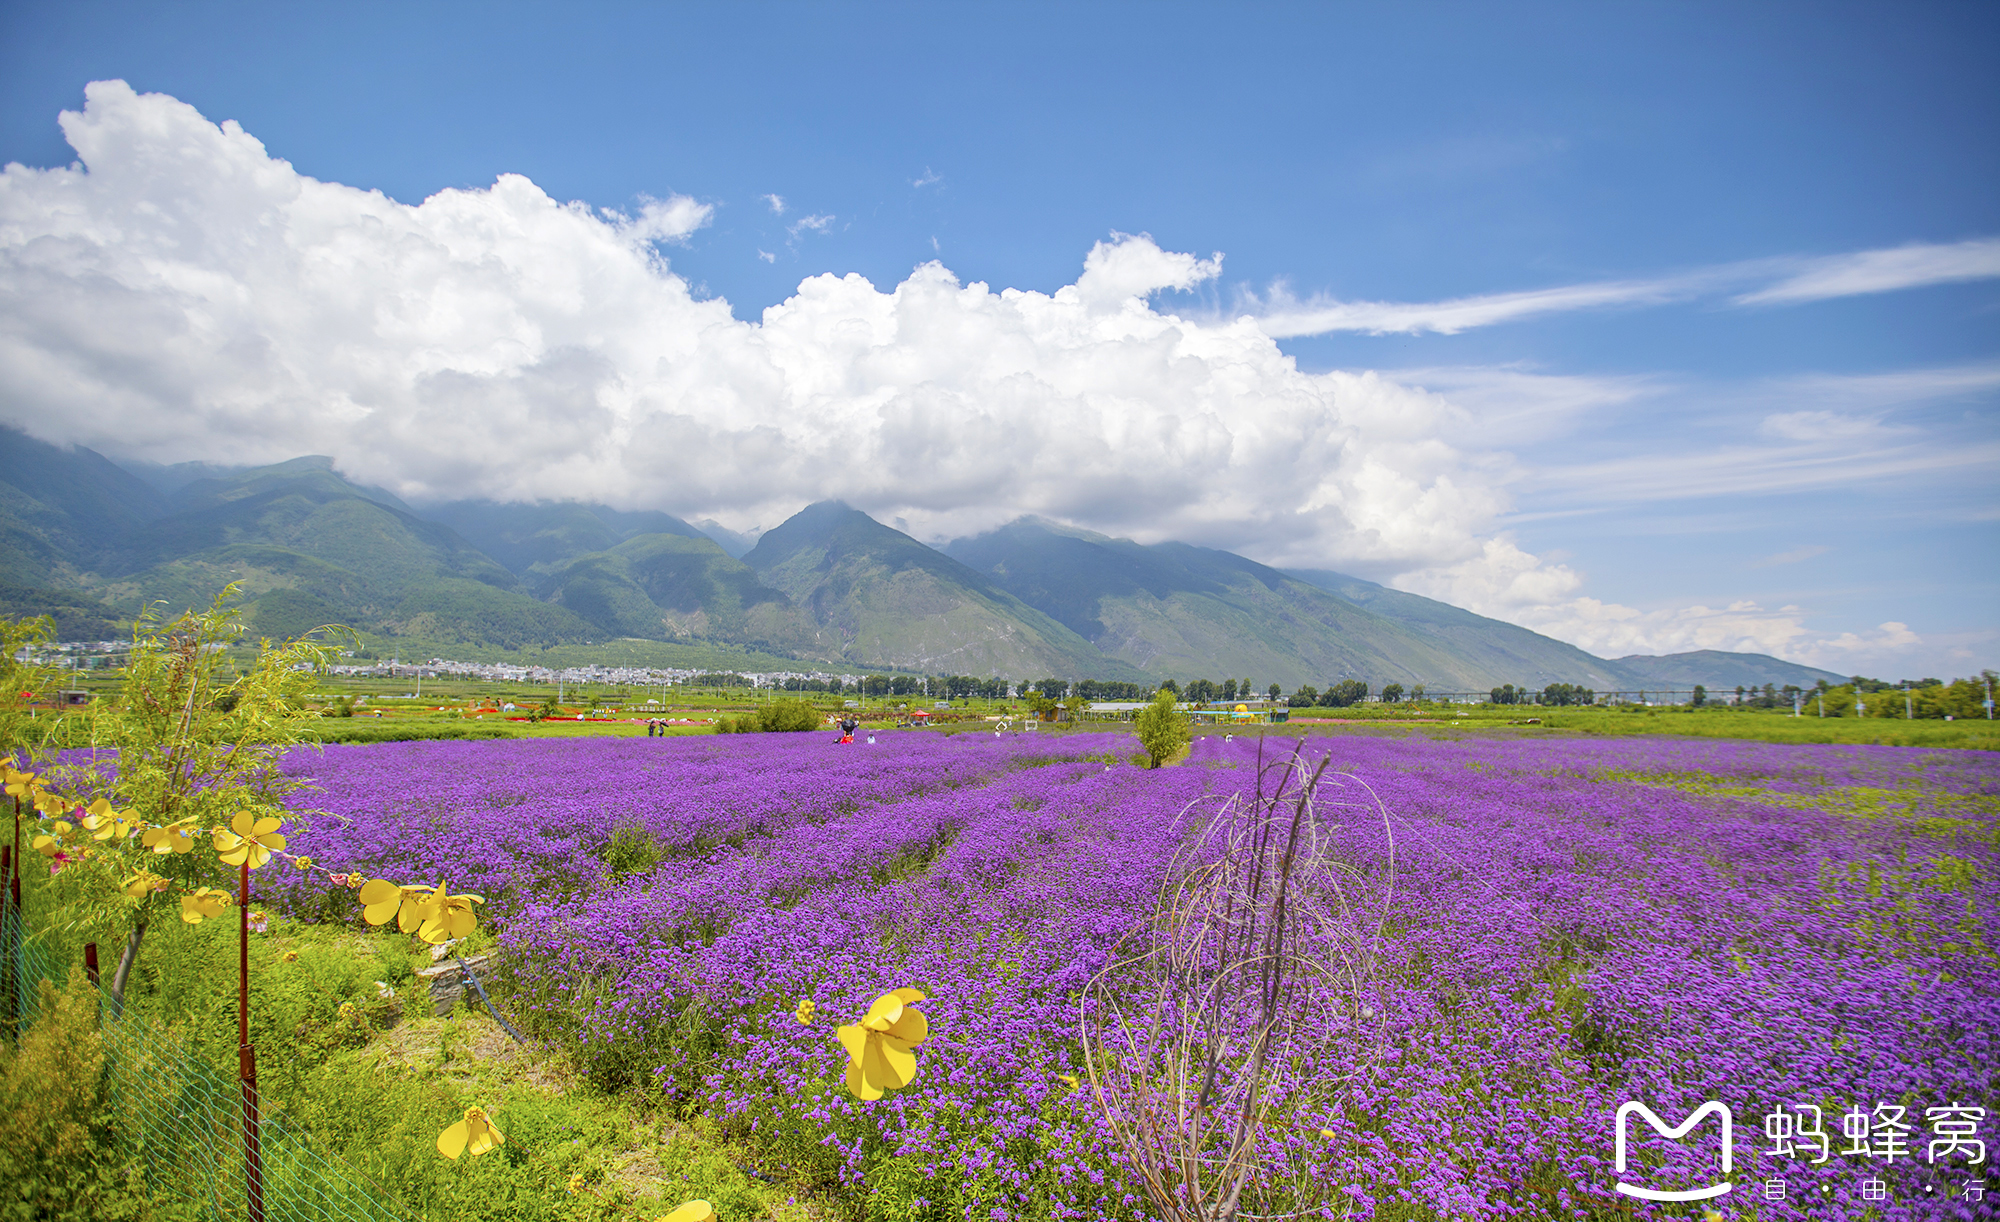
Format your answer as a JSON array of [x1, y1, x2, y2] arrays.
[[449, 949, 528, 1044]]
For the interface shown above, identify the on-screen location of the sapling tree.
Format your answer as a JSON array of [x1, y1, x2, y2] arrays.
[[1135, 688, 1190, 769], [37, 589, 340, 1013]]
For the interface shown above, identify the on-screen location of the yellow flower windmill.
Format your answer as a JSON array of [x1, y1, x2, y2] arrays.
[[3, 767, 44, 802], [142, 819, 197, 855], [413, 883, 483, 945], [213, 811, 286, 869], [436, 1106, 505, 1159], [81, 797, 141, 842], [120, 868, 167, 899], [835, 987, 930, 1100], [180, 886, 233, 924], [356, 878, 483, 942], [31, 820, 77, 859], [356, 878, 414, 927], [657, 1202, 714, 1222]]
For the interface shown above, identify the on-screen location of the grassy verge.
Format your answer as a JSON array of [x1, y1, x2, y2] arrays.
[[9, 890, 826, 1222], [1242, 707, 2000, 750]]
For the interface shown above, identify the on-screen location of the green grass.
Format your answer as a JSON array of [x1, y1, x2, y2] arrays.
[[7, 873, 828, 1222], [1263, 705, 2000, 750]]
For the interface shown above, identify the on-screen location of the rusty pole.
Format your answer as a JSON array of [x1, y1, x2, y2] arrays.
[[5, 792, 18, 1036], [2, 844, 11, 1036], [238, 858, 264, 1222]]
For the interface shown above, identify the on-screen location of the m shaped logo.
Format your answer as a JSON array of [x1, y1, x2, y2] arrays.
[[1614, 1101, 1735, 1202]]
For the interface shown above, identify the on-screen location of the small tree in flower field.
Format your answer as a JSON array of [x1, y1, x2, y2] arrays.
[[1135, 688, 1190, 769], [26, 587, 340, 1013]]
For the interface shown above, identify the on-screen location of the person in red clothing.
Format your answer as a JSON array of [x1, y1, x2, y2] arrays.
[[837, 714, 859, 743]]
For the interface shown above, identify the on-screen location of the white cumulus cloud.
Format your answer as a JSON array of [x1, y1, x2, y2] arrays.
[[0, 81, 1506, 584], [615, 193, 713, 243], [0, 81, 1965, 673]]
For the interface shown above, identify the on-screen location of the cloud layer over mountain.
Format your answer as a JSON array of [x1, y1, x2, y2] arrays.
[[0, 82, 1963, 671], [0, 85, 1501, 567]]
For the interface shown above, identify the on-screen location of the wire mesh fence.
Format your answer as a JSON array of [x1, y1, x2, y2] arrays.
[[0, 892, 411, 1222]]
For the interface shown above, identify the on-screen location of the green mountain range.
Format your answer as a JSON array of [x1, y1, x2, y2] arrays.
[[0, 430, 1851, 689], [743, 503, 1142, 679], [0, 431, 596, 648], [944, 518, 1638, 689]]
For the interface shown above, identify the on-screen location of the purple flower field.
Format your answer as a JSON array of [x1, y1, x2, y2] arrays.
[[268, 731, 2000, 1221]]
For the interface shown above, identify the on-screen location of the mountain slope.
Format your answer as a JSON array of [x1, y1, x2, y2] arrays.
[[1283, 568, 1637, 689], [745, 503, 1141, 678], [91, 459, 596, 647], [1610, 650, 1847, 689], [546, 532, 818, 651], [419, 499, 709, 585], [0, 427, 169, 586], [946, 518, 1497, 687]]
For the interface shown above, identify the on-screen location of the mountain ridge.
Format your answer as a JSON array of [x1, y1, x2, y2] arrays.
[[744, 502, 1145, 679], [0, 435, 1858, 689]]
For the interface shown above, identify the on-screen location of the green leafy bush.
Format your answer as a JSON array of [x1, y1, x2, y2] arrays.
[[601, 825, 668, 879], [1134, 689, 1191, 768], [0, 969, 156, 1222], [714, 697, 822, 734]]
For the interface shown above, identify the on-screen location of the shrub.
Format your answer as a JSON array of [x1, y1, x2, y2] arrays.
[[0, 969, 155, 1222], [601, 825, 667, 879], [714, 697, 821, 734], [760, 697, 822, 732], [1134, 689, 1191, 768]]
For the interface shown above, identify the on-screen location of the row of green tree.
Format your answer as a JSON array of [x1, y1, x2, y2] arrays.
[[1278, 680, 1410, 708], [1788, 673, 1996, 719], [771, 674, 1013, 699], [1488, 683, 1596, 707], [1155, 678, 1284, 704], [1029, 679, 1152, 701]]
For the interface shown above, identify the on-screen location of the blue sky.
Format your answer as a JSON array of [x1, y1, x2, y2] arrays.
[[1, 1, 1994, 676]]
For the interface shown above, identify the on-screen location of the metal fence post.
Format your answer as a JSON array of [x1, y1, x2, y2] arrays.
[[238, 859, 265, 1222]]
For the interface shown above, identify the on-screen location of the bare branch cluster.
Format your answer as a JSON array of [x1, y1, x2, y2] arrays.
[[1081, 739, 1395, 1221]]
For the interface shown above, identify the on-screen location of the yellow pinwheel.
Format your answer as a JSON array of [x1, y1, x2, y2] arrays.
[[213, 811, 286, 869], [414, 884, 483, 945], [657, 1202, 714, 1222], [82, 798, 140, 841], [120, 868, 167, 898], [142, 820, 197, 854], [835, 987, 930, 1100], [357, 878, 412, 926], [31, 820, 76, 858], [436, 1106, 505, 1159], [397, 884, 440, 935], [3, 768, 42, 800], [180, 886, 233, 924]]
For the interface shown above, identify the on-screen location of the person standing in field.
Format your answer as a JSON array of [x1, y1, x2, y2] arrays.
[[838, 714, 859, 743]]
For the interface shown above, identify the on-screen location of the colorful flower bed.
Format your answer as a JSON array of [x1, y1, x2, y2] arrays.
[[268, 731, 1999, 1221]]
